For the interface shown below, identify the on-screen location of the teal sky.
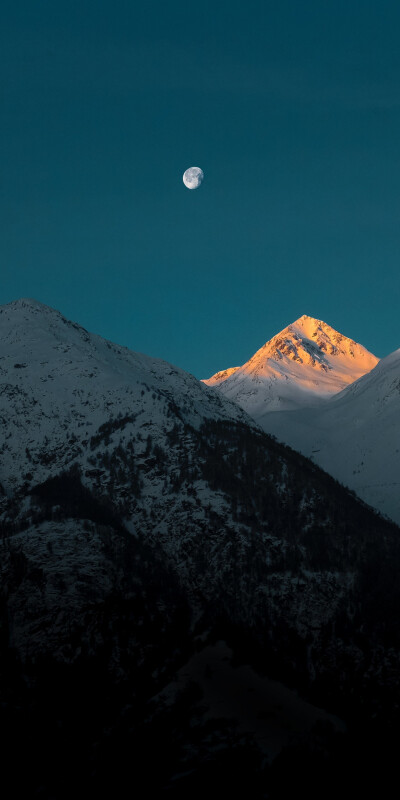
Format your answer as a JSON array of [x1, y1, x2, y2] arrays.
[[1, 0, 400, 377]]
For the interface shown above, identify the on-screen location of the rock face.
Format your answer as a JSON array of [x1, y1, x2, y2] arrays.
[[203, 314, 378, 414], [1, 299, 399, 795]]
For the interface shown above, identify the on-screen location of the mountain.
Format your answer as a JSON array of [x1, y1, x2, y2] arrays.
[[202, 312, 400, 525], [258, 349, 400, 525], [1, 298, 400, 796], [0, 297, 250, 497], [203, 314, 378, 415]]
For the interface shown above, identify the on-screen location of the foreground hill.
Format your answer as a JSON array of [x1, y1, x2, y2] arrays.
[[0, 299, 399, 797], [0, 297, 249, 495]]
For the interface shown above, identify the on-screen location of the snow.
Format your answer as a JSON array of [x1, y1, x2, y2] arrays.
[[203, 314, 378, 414], [258, 349, 400, 525], [203, 312, 400, 525], [0, 298, 267, 658], [0, 298, 253, 495], [1, 297, 395, 684]]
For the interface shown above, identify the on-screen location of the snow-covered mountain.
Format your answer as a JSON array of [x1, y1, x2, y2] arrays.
[[0, 297, 250, 496], [203, 314, 378, 415], [202, 311, 400, 524], [259, 349, 400, 525], [203, 315, 400, 522], [2, 298, 400, 794], [0, 297, 395, 655]]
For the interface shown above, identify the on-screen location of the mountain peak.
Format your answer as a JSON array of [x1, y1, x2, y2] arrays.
[[296, 313, 319, 322], [5, 297, 55, 312], [262, 315, 363, 367], [203, 316, 378, 413]]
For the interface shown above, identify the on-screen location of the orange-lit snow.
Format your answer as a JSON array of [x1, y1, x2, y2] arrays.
[[203, 315, 378, 413], [206, 366, 240, 385]]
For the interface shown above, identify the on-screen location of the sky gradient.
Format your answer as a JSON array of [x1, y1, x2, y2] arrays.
[[1, 0, 400, 377]]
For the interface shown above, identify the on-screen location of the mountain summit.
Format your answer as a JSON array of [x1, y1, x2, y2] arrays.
[[203, 315, 378, 416]]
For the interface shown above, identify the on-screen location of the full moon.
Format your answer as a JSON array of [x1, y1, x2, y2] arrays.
[[183, 166, 204, 190]]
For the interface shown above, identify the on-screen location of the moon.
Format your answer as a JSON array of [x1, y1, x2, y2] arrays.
[[183, 166, 204, 190]]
